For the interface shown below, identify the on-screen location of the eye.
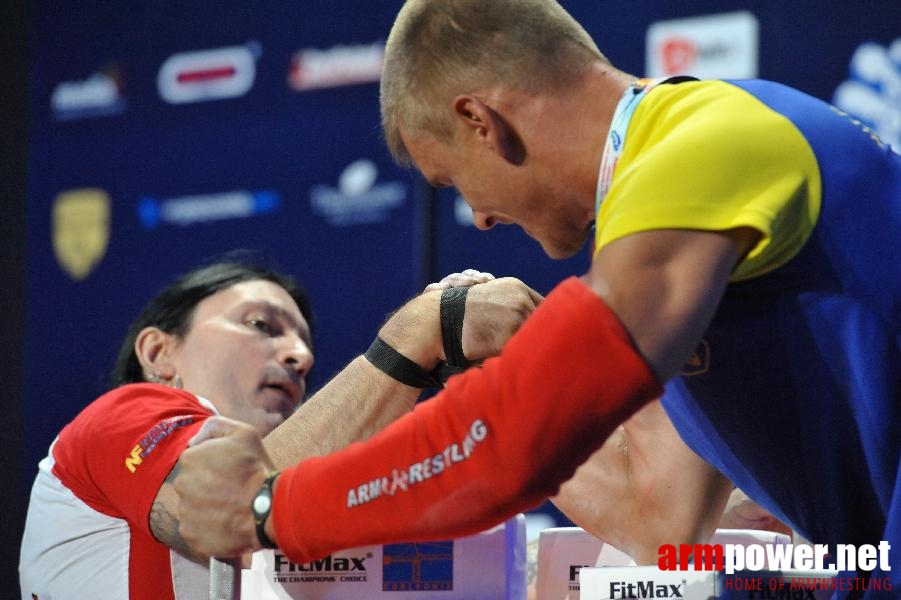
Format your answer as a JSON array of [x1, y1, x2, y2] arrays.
[[247, 318, 272, 333]]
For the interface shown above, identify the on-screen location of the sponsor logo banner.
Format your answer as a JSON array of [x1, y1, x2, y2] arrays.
[[243, 516, 524, 598], [383, 542, 454, 591], [51, 66, 126, 121], [646, 11, 759, 79], [137, 189, 280, 229], [52, 188, 111, 280], [288, 42, 384, 91], [158, 43, 259, 104], [833, 38, 901, 152], [272, 551, 373, 584], [310, 159, 406, 226]]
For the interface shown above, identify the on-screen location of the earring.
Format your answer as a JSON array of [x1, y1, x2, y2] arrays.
[[146, 372, 182, 389]]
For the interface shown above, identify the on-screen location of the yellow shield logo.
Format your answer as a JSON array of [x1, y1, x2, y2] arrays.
[[52, 188, 111, 280]]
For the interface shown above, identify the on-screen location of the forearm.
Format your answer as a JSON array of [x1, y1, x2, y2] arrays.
[[270, 278, 662, 562], [264, 356, 419, 467], [151, 468, 210, 564], [550, 401, 733, 564], [264, 288, 445, 467], [620, 464, 732, 564], [263, 277, 543, 491]]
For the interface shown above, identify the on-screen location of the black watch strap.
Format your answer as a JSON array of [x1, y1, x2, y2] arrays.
[[251, 471, 280, 549]]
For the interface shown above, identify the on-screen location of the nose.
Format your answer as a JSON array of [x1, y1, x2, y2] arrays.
[[471, 210, 497, 231], [280, 334, 314, 376]]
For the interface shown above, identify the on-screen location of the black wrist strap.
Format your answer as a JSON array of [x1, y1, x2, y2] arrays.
[[364, 286, 471, 388], [440, 286, 469, 370], [364, 337, 443, 388], [252, 471, 279, 550]]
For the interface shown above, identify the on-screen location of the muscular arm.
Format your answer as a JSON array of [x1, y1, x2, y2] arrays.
[[267, 276, 541, 466], [149, 359, 418, 560], [548, 227, 759, 562], [153, 277, 539, 557], [149, 359, 415, 557], [150, 464, 207, 563], [551, 400, 733, 564], [266, 358, 420, 466], [552, 421, 791, 565], [175, 228, 757, 560], [587, 227, 759, 381], [148, 357, 418, 560]]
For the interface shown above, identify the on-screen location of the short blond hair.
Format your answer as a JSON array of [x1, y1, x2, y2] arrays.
[[380, 0, 606, 164]]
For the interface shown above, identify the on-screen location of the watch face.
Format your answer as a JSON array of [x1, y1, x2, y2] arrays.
[[253, 492, 272, 515]]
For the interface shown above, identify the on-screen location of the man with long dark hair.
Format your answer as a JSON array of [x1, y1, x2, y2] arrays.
[[20, 258, 538, 599]]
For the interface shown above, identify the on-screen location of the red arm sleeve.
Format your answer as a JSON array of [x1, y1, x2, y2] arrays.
[[272, 277, 663, 562]]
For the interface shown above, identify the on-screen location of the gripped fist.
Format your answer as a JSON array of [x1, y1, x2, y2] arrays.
[[458, 276, 543, 363], [379, 270, 542, 371], [424, 269, 544, 363], [174, 416, 276, 557]]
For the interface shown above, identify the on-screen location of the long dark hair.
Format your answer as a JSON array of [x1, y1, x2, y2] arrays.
[[110, 258, 314, 388]]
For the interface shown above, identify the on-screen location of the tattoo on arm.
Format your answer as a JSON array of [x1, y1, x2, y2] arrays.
[[149, 462, 204, 563], [166, 460, 181, 483]]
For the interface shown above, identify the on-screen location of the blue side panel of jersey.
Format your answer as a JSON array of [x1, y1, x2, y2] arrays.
[[661, 79, 901, 553]]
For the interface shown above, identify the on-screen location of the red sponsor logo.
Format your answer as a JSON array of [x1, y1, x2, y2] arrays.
[[661, 37, 697, 75], [158, 43, 258, 104]]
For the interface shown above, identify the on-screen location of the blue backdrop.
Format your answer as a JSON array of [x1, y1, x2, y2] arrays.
[[23, 0, 900, 549]]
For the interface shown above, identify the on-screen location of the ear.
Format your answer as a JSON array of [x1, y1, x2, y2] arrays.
[[134, 326, 178, 381], [452, 95, 526, 166]]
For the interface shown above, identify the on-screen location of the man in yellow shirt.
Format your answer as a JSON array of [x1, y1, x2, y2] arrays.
[[173, 2, 901, 594]]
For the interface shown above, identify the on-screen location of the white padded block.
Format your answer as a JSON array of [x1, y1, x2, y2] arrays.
[[241, 514, 526, 599], [535, 527, 635, 599]]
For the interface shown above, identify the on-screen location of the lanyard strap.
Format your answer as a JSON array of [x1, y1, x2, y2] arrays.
[[595, 77, 678, 215]]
